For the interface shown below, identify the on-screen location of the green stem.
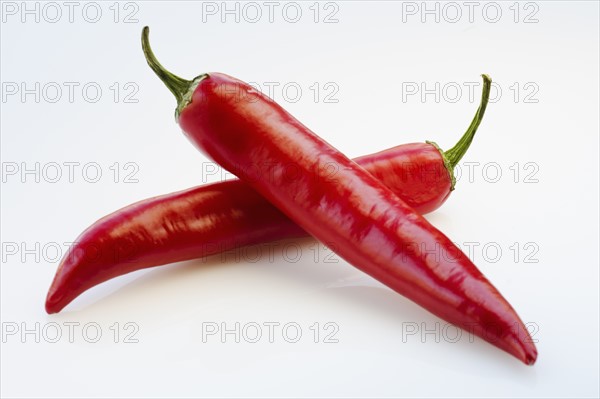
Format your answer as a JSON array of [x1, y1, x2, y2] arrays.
[[443, 74, 492, 169], [141, 26, 192, 103], [141, 27, 207, 118]]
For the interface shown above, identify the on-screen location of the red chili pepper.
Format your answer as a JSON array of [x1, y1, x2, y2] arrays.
[[45, 89, 485, 315], [139, 27, 536, 364], [45, 51, 489, 315]]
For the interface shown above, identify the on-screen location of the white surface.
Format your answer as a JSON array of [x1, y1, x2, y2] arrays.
[[1, 1, 599, 398]]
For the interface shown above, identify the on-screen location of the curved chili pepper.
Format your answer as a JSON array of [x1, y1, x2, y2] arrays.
[[139, 27, 536, 364], [45, 66, 489, 315], [45, 95, 485, 315]]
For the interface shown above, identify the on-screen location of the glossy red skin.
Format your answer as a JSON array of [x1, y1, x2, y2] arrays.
[[354, 143, 451, 214], [179, 73, 537, 364], [45, 144, 449, 314]]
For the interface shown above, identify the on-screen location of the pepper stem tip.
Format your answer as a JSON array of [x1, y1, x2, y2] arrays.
[[141, 26, 192, 104], [444, 74, 492, 170]]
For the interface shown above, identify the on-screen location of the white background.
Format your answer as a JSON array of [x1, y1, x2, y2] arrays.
[[1, 1, 599, 397]]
